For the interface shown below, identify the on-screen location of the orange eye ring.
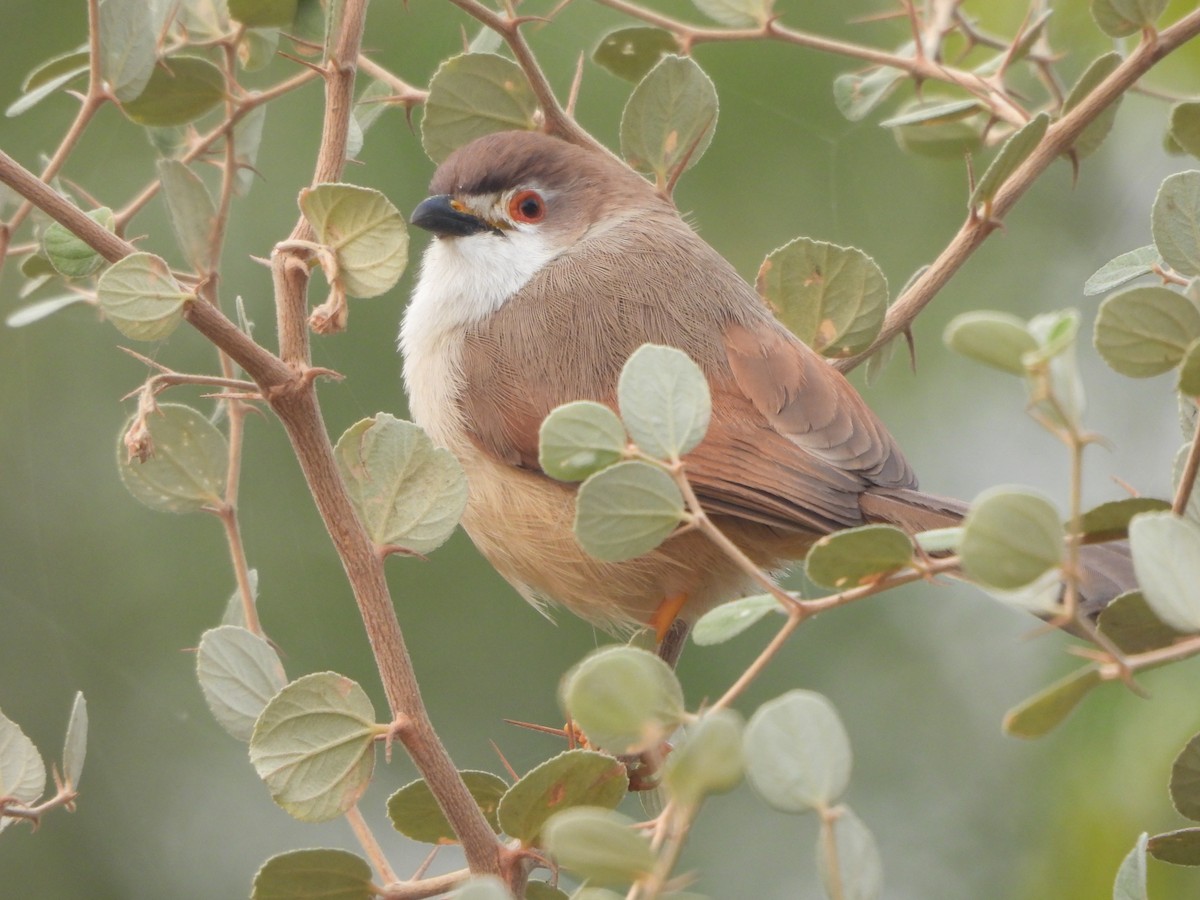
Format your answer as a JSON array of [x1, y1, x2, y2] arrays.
[[508, 189, 546, 224]]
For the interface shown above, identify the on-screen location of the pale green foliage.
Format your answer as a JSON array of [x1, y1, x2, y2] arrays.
[[388, 771, 507, 843], [943, 310, 1039, 374], [1129, 512, 1200, 632], [617, 344, 711, 460], [539, 401, 627, 482], [496, 750, 627, 843], [299, 183, 409, 298], [0, 710, 45, 833], [43, 207, 113, 277], [61, 692, 87, 790], [96, 252, 190, 341], [692, 594, 779, 645], [663, 709, 745, 805], [251, 848, 374, 900], [1003, 667, 1102, 738], [818, 807, 883, 900], [120, 57, 226, 126], [196, 626, 288, 742], [421, 53, 538, 163], [960, 487, 1065, 590], [592, 27, 676, 83], [541, 808, 656, 888], [574, 461, 685, 561], [620, 55, 718, 189], [158, 160, 217, 272], [118, 403, 228, 513], [804, 524, 913, 590], [1153, 171, 1200, 276], [969, 112, 1049, 210]]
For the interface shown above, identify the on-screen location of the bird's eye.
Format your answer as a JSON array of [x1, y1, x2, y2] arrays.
[[508, 189, 545, 224]]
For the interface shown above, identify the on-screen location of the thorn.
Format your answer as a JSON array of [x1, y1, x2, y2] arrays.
[[489, 739, 519, 782], [118, 346, 173, 373], [566, 52, 585, 119], [276, 51, 327, 75], [903, 326, 917, 372]]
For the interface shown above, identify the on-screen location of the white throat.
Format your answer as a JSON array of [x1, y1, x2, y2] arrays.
[[400, 229, 560, 446]]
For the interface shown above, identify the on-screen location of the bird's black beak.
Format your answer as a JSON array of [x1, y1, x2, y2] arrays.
[[410, 194, 493, 237]]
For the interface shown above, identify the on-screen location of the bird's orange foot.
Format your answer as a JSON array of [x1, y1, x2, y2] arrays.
[[650, 592, 689, 643]]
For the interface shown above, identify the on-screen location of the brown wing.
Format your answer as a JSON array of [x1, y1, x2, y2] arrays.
[[682, 321, 915, 533]]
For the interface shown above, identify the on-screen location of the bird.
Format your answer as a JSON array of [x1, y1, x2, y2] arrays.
[[400, 129, 1131, 663]]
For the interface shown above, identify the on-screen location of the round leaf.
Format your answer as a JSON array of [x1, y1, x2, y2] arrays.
[[757, 238, 888, 357], [574, 461, 685, 562], [1091, 0, 1168, 38], [1171, 102, 1200, 160], [805, 524, 914, 589], [1129, 511, 1200, 632], [1078, 497, 1172, 543], [299, 183, 409, 298], [1002, 666, 1102, 738], [421, 54, 538, 163], [743, 689, 852, 811], [620, 55, 718, 187], [524, 883, 569, 900], [118, 403, 228, 513], [454, 877, 512, 900], [387, 770, 507, 843], [541, 807, 655, 888], [1114, 833, 1150, 900], [43, 207, 114, 277], [1095, 286, 1200, 377], [833, 66, 903, 123], [1084, 245, 1158, 296], [252, 848, 373, 900], [593, 27, 677, 84], [817, 806, 883, 900], [960, 487, 1064, 590], [497, 749, 627, 843], [1153, 171, 1200, 277], [333, 414, 468, 555], [249, 672, 378, 822], [1148, 828, 1200, 867], [61, 691, 87, 790], [0, 710, 45, 833], [96, 251, 190, 341], [692, 593, 779, 646], [158, 160, 217, 273], [1171, 733, 1200, 822], [617, 344, 711, 460], [1062, 53, 1122, 159], [1180, 338, 1200, 396], [692, 0, 771, 27], [197, 625, 288, 742], [664, 708, 745, 805], [1098, 590, 1185, 654], [120, 57, 226, 126], [539, 401, 627, 482], [559, 646, 685, 755], [99, 0, 157, 102], [970, 113, 1050, 210]]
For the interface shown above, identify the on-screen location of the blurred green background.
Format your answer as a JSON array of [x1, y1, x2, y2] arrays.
[[3, 0, 1200, 897]]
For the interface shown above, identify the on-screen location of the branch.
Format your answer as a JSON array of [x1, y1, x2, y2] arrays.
[[835, 10, 1200, 373], [1175, 410, 1200, 516]]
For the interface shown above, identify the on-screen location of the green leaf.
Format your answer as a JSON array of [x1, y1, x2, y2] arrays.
[[1098, 590, 1185, 654], [970, 113, 1050, 209], [0, 709, 45, 833], [252, 848, 374, 900], [42, 207, 115, 278], [1148, 827, 1200, 866], [421, 53, 538, 164], [97, 251, 190, 341], [158, 160, 217, 273], [6, 295, 86, 329], [541, 808, 655, 888], [593, 27, 677, 83], [743, 689, 851, 812], [99, 0, 158, 102], [664, 709, 745, 805], [230, 0, 297, 28], [348, 78, 392, 159], [1129, 511, 1200, 632], [6, 51, 89, 117], [617, 344, 711, 460], [818, 806, 883, 900], [1170, 102, 1200, 160], [387, 771, 507, 843], [221, 568, 259, 628], [620, 55, 718, 188], [1079, 497, 1172, 542], [299, 183, 409, 298], [497, 749, 627, 843], [574, 461, 685, 562], [249, 672, 378, 823], [805, 524, 913, 589], [1171, 733, 1200, 822], [880, 98, 982, 128], [61, 692, 87, 790], [196, 625, 288, 742], [539, 401, 627, 482], [832, 66, 903, 122], [757, 238, 888, 357], [1062, 53, 1123, 159], [524, 883, 569, 900], [1153, 171, 1200, 276], [333, 414, 468, 555], [1091, 0, 1168, 37], [1003, 666, 1102, 738], [120, 57, 226, 126], [239, 27, 281, 73], [118, 403, 228, 513], [454, 877, 512, 900], [692, 594, 779, 645], [960, 487, 1064, 590], [1095, 286, 1200, 377], [1084, 245, 1158, 295], [559, 646, 685, 755], [943, 310, 1036, 375], [691, 0, 771, 27], [1114, 833, 1149, 900], [1180, 339, 1200, 396]]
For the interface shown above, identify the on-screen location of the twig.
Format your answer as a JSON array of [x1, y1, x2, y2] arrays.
[[1174, 412, 1200, 516], [345, 804, 399, 885], [834, 9, 1200, 373]]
